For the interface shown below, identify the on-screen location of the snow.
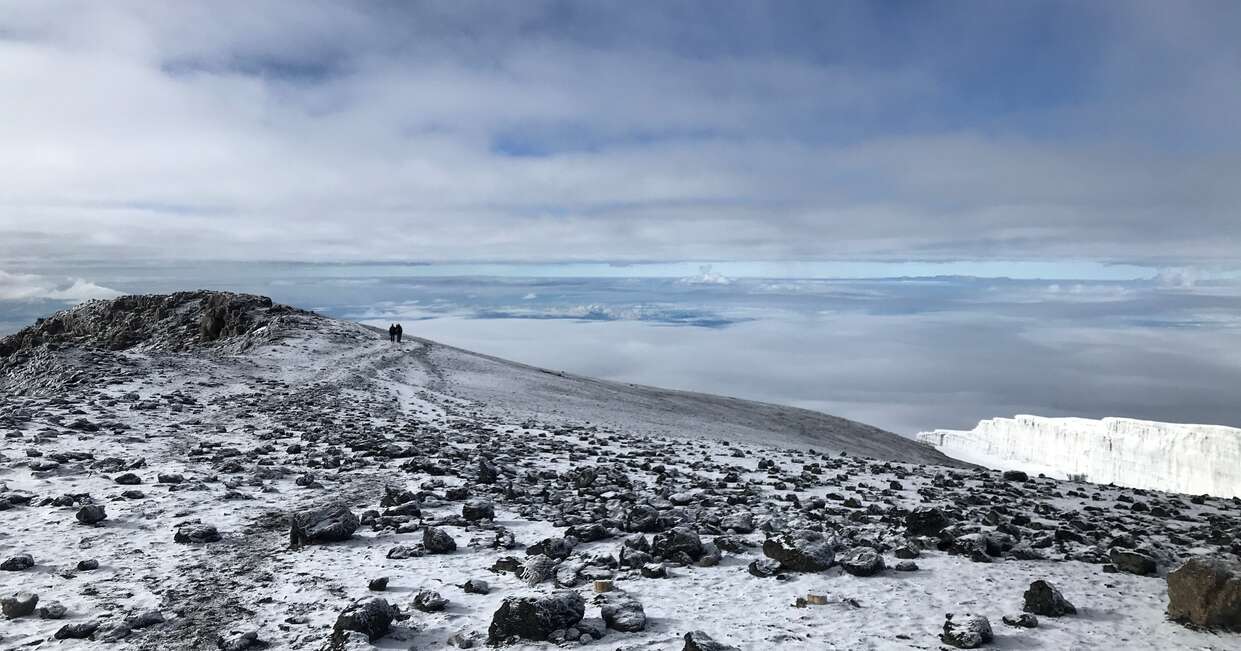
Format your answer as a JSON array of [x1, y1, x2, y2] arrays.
[[918, 415, 1241, 498], [3, 309, 1240, 650]]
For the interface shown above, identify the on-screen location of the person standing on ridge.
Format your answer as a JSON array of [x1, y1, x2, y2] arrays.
[[395, 323, 403, 343], [388, 323, 396, 342]]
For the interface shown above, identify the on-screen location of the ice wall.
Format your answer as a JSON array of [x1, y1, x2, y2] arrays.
[[917, 415, 1241, 498]]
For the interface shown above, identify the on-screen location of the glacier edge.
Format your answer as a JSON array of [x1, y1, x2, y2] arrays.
[[917, 414, 1241, 498]]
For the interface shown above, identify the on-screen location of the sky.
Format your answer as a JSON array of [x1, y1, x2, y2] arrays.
[[0, 1, 1239, 267], [1, 2, 1239, 435]]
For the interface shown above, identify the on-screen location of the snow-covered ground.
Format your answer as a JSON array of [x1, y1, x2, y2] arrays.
[[918, 415, 1241, 498], [2, 296, 1240, 650]]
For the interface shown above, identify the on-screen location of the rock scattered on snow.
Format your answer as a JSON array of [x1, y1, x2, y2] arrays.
[[1167, 556, 1241, 630]]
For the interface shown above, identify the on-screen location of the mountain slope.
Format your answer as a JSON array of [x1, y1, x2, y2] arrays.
[[0, 291, 1234, 650], [1, 291, 958, 466]]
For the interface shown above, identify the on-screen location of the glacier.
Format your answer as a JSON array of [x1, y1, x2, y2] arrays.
[[917, 415, 1241, 498]]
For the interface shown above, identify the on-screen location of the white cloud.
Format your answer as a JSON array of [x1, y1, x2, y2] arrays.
[[0, 270, 122, 302], [0, 3, 1237, 267]]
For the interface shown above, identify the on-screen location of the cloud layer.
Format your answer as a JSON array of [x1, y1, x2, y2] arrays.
[[1, 2, 1239, 265]]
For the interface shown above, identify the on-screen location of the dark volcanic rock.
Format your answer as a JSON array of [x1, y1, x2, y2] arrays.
[[1023, 580, 1076, 617], [2, 592, 38, 618], [462, 499, 495, 522], [839, 546, 885, 577], [683, 630, 740, 651], [906, 507, 950, 536], [600, 594, 647, 632], [413, 590, 448, 612], [289, 505, 359, 546], [487, 591, 585, 643], [941, 613, 993, 648], [1167, 556, 1241, 630], [762, 530, 836, 572], [332, 598, 397, 643], [423, 526, 457, 554], [1, 554, 34, 571], [1002, 613, 1038, 628], [75, 504, 107, 525], [55, 621, 101, 639], [1109, 548, 1157, 576], [652, 527, 704, 562], [174, 522, 221, 544]]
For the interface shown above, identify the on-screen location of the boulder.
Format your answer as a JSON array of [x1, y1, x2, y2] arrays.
[[0, 554, 33, 571], [332, 598, 397, 643], [413, 590, 448, 612], [2, 592, 37, 618], [462, 499, 495, 522], [762, 530, 836, 572], [1023, 580, 1076, 617], [940, 613, 993, 648], [839, 546, 885, 577], [174, 522, 221, 544], [1167, 556, 1241, 630], [905, 507, 950, 536], [1109, 548, 1157, 576], [683, 630, 740, 651], [487, 591, 585, 643], [600, 594, 646, 632], [289, 505, 359, 546], [651, 527, 704, 562], [75, 504, 107, 525], [424, 526, 457, 554]]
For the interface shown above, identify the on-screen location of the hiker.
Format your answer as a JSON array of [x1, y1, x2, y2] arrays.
[[395, 323, 403, 343], [388, 323, 396, 342]]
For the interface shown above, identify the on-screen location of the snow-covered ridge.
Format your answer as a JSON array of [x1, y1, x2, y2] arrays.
[[918, 415, 1241, 498]]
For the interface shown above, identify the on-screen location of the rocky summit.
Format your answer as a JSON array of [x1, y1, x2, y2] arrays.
[[0, 292, 1238, 649]]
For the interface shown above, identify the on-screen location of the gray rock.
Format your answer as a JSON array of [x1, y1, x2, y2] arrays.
[[174, 522, 221, 544], [289, 505, 359, 546], [462, 499, 495, 522], [332, 598, 397, 643], [1023, 580, 1076, 617], [1002, 613, 1038, 628], [940, 613, 993, 648], [762, 530, 836, 572], [413, 590, 448, 612], [905, 507, 950, 536], [0, 554, 33, 571], [424, 526, 457, 554], [487, 591, 585, 643], [54, 621, 100, 639], [37, 600, 67, 620], [600, 594, 646, 632], [839, 546, 885, 577], [1167, 556, 1241, 630], [2, 592, 37, 618], [1110, 548, 1158, 576], [683, 630, 740, 651], [75, 504, 107, 525], [652, 527, 704, 562], [125, 609, 165, 628]]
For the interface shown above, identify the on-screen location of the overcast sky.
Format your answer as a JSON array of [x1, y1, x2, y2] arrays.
[[2, 1, 1239, 268]]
